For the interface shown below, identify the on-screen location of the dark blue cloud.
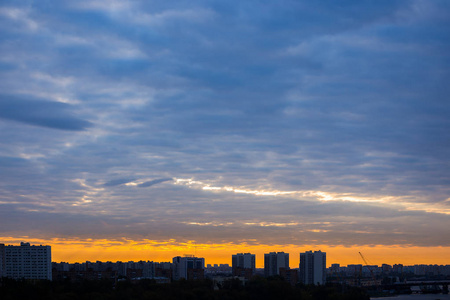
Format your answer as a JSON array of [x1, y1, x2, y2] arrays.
[[138, 178, 173, 188], [102, 178, 137, 187], [0, 95, 92, 131], [0, 156, 29, 167]]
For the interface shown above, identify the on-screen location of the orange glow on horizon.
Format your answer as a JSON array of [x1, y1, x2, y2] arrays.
[[1, 237, 449, 267]]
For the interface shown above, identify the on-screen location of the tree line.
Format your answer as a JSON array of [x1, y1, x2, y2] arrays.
[[0, 275, 369, 300]]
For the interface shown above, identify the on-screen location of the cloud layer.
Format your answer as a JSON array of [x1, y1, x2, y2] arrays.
[[0, 0, 449, 252]]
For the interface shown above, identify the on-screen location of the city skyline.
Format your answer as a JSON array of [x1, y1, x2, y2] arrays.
[[2, 241, 449, 269], [1, 1, 449, 267]]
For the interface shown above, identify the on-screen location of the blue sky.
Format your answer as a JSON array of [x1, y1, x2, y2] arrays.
[[0, 0, 449, 252]]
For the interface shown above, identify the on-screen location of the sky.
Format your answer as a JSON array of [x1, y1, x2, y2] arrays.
[[0, 0, 449, 268]]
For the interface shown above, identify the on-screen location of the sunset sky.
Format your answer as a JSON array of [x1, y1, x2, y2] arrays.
[[1, 0, 449, 268]]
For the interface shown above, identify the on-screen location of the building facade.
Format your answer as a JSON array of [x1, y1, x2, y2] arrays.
[[264, 252, 289, 277], [0, 243, 4, 278], [172, 256, 205, 280], [299, 250, 326, 285], [0, 242, 52, 280], [232, 253, 256, 278]]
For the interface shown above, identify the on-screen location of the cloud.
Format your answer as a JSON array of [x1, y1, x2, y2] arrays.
[[138, 178, 173, 188], [0, 156, 29, 168], [0, 94, 92, 131], [102, 178, 172, 188], [102, 178, 137, 187]]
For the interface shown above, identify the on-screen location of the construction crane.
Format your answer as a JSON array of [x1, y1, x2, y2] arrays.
[[359, 252, 377, 286]]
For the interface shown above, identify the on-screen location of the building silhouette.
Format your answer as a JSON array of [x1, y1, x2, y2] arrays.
[[0, 242, 52, 280], [232, 253, 255, 278], [264, 252, 289, 277], [172, 256, 205, 280], [300, 250, 326, 285]]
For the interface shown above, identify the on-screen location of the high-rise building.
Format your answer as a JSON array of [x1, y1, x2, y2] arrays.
[[0, 243, 5, 278], [0, 242, 52, 280], [393, 264, 403, 274], [264, 252, 289, 277], [232, 253, 256, 278], [172, 256, 205, 280], [299, 250, 326, 285]]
